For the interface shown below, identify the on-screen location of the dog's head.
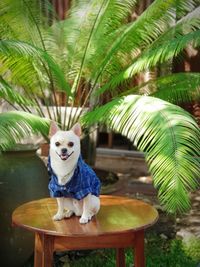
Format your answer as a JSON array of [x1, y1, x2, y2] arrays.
[[49, 122, 81, 163]]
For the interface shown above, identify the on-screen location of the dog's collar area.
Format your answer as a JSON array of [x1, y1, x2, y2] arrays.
[[61, 165, 76, 182], [56, 151, 74, 161]]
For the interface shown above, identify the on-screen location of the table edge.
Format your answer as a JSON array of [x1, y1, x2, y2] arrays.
[[12, 195, 159, 237]]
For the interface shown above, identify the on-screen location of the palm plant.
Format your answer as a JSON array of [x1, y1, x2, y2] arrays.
[[0, 0, 200, 213]]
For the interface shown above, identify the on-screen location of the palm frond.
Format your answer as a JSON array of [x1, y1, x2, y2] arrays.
[[59, 0, 106, 85], [82, 95, 200, 213], [176, 0, 198, 19], [51, 0, 136, 90], [0, 51, 43, 93], [0, 77, 34, 108], [94, 0, 137, 34], [91, 0, 177, 85], [0, 39, 71, 96], [0, 0, 55, 46], [151, 72, 200, 103], [123, 72, 200, 104], [97, 6, 200, 95], [70, 0, 109, 94], [0, 111, 50, 151]]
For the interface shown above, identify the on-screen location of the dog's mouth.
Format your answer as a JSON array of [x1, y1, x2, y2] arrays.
[[56, 151, 74, 161]]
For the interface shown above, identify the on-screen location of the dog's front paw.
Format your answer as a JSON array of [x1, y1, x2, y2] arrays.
[[53, 213, 64, 221], [79, 216, 91, 224], [79, 217, 88, 224], [64, 210, 74, 218]]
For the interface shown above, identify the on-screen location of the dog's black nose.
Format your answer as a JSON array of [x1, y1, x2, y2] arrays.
[[61, 148, 68, 154]]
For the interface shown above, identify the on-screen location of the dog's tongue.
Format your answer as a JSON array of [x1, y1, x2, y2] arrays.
[[61, 154, 68, 160]]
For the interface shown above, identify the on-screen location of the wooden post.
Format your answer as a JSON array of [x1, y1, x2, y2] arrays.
[[134, 230, 145, 267], [116, 248, 126, 267], [34, 233, 54, 267]]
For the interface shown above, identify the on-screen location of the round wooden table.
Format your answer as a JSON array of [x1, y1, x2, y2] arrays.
[[12, 195, 158, 267]]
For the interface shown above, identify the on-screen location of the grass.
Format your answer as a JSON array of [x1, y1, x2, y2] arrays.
[[143, 234, 200, 267], [24, 234, 200, 267]]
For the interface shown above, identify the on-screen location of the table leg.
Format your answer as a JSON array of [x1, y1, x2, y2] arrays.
[[34, 232, 54, 267], [134, 230, 145, 267], [34, 233, 42, 267], [116, 248, 126, 267]]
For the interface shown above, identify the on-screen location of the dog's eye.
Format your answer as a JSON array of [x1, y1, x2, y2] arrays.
[[68, 142, 74, 147], [55, 142, 60, 147]]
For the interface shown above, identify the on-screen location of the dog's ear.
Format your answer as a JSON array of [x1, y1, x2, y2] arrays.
[[49, 121, 60, 137], [71, 123, 82, 137]]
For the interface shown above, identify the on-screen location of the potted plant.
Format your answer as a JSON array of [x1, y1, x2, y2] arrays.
[[0, 112, 50, 266]]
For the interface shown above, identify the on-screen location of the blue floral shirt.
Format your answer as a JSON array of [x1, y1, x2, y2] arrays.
[[48, 156, 101, 200]]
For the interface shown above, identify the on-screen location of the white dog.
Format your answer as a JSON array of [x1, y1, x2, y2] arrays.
[[48, 122, 101, 224]]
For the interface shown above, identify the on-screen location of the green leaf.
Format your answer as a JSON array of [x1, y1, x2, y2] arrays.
[[124, 72, 200, 104], [82, 95, 200, 213], [0, 76, 34, 107], [0, 111, 50, 151], [0, 39, 72, 96], [97, 6, 200, 95]]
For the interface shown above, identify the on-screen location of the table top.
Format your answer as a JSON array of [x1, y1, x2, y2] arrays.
[[12, 195, 158, 237]]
